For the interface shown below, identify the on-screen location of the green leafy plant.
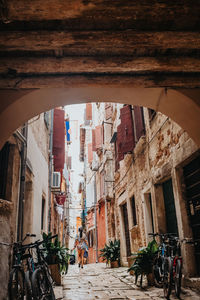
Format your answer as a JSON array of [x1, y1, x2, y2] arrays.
[[128, 240, 158, 287], [42, 232, 69, 274], [100, 239, 120, 265]]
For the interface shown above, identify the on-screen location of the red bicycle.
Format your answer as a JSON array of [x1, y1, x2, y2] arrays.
[[164, 237, 194, 299]]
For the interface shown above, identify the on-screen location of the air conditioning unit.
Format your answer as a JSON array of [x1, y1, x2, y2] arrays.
[[52, 172, 61, 188]]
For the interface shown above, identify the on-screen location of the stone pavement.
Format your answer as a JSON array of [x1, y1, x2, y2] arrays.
[[56, 263, 200, 300]]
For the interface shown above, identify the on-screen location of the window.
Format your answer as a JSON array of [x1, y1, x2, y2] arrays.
[[133, 106, 146, 142], [88, 230, 94, 248], [148, 109, 157, 122], [41, 197, 45, 231], [0, 142, 10, 199], [100, 171, 104, 199], [131, 196, 137, 226]]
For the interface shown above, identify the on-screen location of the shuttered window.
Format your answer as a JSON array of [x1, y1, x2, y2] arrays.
[[105, 103, 113, 120], [88, 143, 93, 164], [79, 128, 85, 162], [116, 124, 124, 162], [0, 142, 10, 199], [92, 129, 97, 151], [131, 196, 137, 226], [86, 103, 92, 120], [120, 105, 135, 154], [53, 108, 65, 171], [95, 125, 103, 150], [100, 171, 104, 199], [133, 106, 145, 142]]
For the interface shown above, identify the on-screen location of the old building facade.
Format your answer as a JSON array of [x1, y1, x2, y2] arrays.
[[0, 113, 51, 299], [81, 101, 200, 283]]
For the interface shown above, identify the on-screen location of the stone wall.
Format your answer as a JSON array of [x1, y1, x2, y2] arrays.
[[113, 107, 199, 276]]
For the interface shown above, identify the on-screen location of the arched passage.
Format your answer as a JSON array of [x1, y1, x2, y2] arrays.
[[0, 87, 200, 148]]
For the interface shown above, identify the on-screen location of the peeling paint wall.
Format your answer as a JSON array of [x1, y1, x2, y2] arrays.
[[113, 107, 199, 276]]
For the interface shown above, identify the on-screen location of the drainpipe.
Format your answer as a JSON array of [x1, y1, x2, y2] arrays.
[[17, 123, 28, 242], [48, 110, 54, 233], [94, 173, 98, 263]]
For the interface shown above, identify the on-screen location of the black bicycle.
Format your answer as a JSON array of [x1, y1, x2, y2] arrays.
[[31, 234, 57, 300], [8, 233, 36, 300]]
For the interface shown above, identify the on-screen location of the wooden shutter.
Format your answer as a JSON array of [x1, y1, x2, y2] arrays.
[[105, 103, 113, 120], [53, 108, 65, 171], [92, 129, 96, 151], [86, 103, 92, 120], [88, 143, 93, 163], [120, 105, 135, 154], [116, 124, 124, 162], [134, 106, 145, 142], [79, 128, 85, 161], [95, 125, 103, 150]]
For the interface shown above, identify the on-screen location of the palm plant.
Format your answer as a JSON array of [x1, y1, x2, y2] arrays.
[[42, 232, 69, 274], [100, 240, 120, 265], [128, 240, 158, 287]]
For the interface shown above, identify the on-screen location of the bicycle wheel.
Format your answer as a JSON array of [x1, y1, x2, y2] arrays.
[[31, 268, 55, 300], [163, 257, 173, 299], [174, 259, 182, 298], [8, 268, 25, 300], [153, 257, 163, 288], [24, 271, 33, 300]]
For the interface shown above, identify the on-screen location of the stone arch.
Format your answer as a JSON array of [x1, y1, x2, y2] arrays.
[[0, 87, 200, 148]]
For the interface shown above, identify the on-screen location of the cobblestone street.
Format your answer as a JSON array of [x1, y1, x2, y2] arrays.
[[54, 263, 200, 300]]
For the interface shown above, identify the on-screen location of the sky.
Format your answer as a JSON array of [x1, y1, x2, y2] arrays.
[[65, 103, 85, 245]]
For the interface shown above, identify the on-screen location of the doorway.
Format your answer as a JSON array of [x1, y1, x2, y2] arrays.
[[122, 202, 131, 257], [162, 178, 179, 236], [144, 193, 154, 243], [183, 155, 200, 275]]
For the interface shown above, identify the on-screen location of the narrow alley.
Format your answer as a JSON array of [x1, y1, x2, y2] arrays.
[[1, 2, 200, 300], [54, 263, 200, 300]]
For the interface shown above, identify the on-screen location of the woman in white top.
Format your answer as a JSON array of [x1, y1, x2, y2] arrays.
[[73, 227, 88, 268]]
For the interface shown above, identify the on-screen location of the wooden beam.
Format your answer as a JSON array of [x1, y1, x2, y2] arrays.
[[1, 74, 200, 89], [2, 0, 199, 31], [1, 57, 200, 75], [0, 31, 199, 56]]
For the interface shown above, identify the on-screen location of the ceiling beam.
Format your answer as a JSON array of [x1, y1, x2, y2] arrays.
[[1, 73, 200, 89], [0, 31, 199, 56], [1, 57, 200, 75], [1, 0, 199, 31]]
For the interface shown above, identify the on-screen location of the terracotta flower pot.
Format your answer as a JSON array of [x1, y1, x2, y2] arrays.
[[147, 273, 154, 286], [127, 256, 135, 275], [49, 264, 61, 285], [110, 260, 119, 268]]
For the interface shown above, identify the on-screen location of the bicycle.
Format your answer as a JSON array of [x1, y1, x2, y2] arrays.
[[8, 233, 36, 300], [165, 237, 195, 299], [31, 234, 57, 300], [148, 232, 175, 292]]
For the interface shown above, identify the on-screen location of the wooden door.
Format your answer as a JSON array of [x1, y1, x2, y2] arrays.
[[122, 203, 131, 257]]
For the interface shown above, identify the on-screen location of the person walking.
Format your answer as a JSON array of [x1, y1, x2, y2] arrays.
[[73, 227, 88, 268]]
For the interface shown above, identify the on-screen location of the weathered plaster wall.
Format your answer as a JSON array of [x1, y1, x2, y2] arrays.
[[114, 107, 199, 276], [0, 136, 21, 300], [27, 118, 49, 238]]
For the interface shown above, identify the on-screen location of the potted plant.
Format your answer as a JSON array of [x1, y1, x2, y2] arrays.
[[128, 240, 158, 287], [100, 239, 120, 268], [42, 232, 69, 285]]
